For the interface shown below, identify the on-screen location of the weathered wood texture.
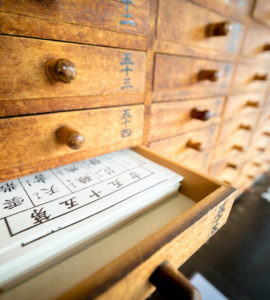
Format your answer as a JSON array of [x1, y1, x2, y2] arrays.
[[0, 36, 146, 101], [0, 105, 144, 181], [149, 98, 223, 141], [153, 54, 234, 101], [0, 0, 150, 36], [252, 0, 270, 26], [157, 0, 244, 53], [149, 125, 219, 173]]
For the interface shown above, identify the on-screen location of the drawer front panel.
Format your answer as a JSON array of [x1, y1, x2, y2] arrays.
[[157, 0, 244, 53], [210, 160, 239, 186], [223, 93, 264, 120], [253, 0, 270, 26], [0, 0, 150, 36], [219, 113, 259, 145], [153, 54, 233, 98], [242, 25, 270, 60], [149, 126, 219, 174], [233, 63, 270, 91], [0, 105, 144, 181], [150, 98, 223, 141], [0, 36, 146, 101]]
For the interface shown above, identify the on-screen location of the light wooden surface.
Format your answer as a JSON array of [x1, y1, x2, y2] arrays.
[[252, 0, 270, 26], [0, 105, 144, 181], [0, 36, 146, 101]]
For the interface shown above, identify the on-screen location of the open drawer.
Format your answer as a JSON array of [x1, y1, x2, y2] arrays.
[[0, 146, 236, 300]]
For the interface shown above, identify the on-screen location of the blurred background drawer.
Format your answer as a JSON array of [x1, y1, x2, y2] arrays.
[[0, 0, 150, 36], [153, 54, 233, 101], [210, 159, 239, 186], [0, 36, 146, 102], [223, 93, 264, 121], [157, 0, 244, 53], [252, 0, 270, 26], [0, 105, 144, 181], [232, 63, 270, 91], [149, 125, 219, 173], [149, 98, 223, 141]]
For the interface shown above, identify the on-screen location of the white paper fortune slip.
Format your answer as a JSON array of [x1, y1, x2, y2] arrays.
[[0, 149, 183, 289]]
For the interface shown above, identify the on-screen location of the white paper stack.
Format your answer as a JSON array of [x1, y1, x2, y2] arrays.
[[0, 149, 183, 290]]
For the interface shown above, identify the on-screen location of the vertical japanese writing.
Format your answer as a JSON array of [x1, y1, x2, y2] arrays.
[[210, 202, 226, 236], [120, 53, 134, 90], [0, 182, 16, 193], [120, 0, 135, 26], [121, 108, 133, 138]]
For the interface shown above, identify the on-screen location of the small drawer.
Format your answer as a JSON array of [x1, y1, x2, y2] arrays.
[[252, 0, 270, 26], [153, 54, 234, 101], [149, 125, 219, 173], [157, 0, 244, 53], [1, 146, 235, 300], [150, 98, 223, 141], [219, 113, 259, 145], [0, 0, 150, 36], [241, 24, 270, 60], [223, 93, 264, 121], [233, 63, 270, 91], [0, 105, 144, 181], [210, 160, 239, 187], [247, 132, 270, 158], [240, 159, 263, 182], [0, 36, 146, 102]]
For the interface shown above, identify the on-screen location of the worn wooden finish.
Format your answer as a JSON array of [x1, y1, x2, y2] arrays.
[[223, 93, 264, 121], [149, 125, 219, 173], [252, 0, 270, 26], [157, 0, 244, 54], [232, 63, 270, 91], [0, 12, 147, 51], [150, 98, 223, 141], [0, 36, 146, 101], [153, 54, 234, 101], [0, 105, 144, 181], [210, 160, 240, 187], [0, 0, 150, 36]]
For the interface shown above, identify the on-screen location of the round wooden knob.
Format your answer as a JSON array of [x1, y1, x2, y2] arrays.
[[227, 163, 238, 169], [239, 124, 251, 131], [150, 261, 201, 300], [56, 126, 84, 150], [232, 144, 244, 152], [198, 70, 221, 82], [253, 74, 268, 81], [186, 140, 204, 151], [263, 44, 270, 51], [206, 21, 232, 37], [246, 100, 259, 107], [45, 58, 76, 83], [190, 108, 211, 121]]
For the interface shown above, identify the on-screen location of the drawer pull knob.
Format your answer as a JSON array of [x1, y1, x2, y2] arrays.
[[239, 124, 251, 131], [246, 100, 259, 107], [263, 44, 270, 51], [253, 74, 268, 81], [186, 140, 204, 151], [257, 147, 265, 152], [198, 70, 221, 82], [190, 108, 211, 121], [227, 163, 238, 169], [149, 261, 201, 300], [45, 58, 76, 83], [206, 21, 232, 37], [253, 161, 261, 167], [232, 145, 244, 151], [56, 126, 84, 150], [263, 131, 270, 136]]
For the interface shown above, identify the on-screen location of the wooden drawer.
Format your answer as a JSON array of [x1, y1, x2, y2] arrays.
[[219, 113, 259, 145], [253, 0, 270, 26], [149, 125, 219, 173], [223, 93, 264, 121], [210, 160, 239, 187], [153, 54, 233, 101], [157, 0, 244, 53], [246, 132, 270, 159], [0, 36, 146, 103], [233, 63, 270, 91], [0, 146, 236, 300], [0, 105, 144, 181], [241, 24, 270, 60], [0, 1, 150, 37], [149, 98, 223, 141]]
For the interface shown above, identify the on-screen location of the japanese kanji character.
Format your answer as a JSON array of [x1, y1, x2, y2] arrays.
[[31, 207, 51, 224], [59, 197, 78, 209], [3, 197, 24, 209], [0, 182, 16, 193]]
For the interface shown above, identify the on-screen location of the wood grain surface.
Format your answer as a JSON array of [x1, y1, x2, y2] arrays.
[[0, 36, 146, 101], [0, 105, 144, 181]]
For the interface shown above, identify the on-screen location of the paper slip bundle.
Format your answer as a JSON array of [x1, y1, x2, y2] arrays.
[[0, 149, 183, 289]]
